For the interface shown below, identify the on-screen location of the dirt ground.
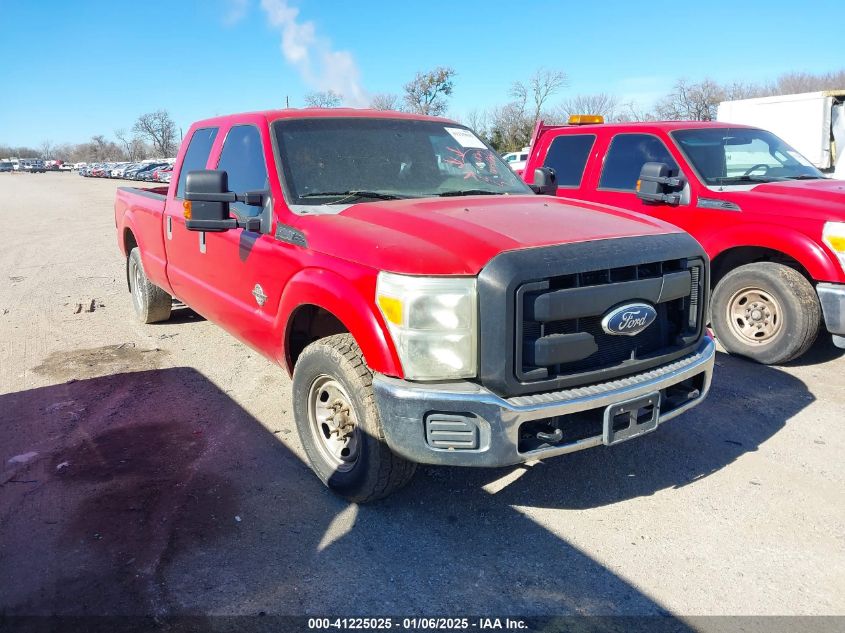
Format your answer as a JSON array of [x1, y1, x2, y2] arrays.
[[1, 172, 843, 625]]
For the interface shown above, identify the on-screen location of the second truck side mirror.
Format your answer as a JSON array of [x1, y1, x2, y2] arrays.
[[636, 162, 685, 205], [530, 167, 557, 195], [184, 170, 238, 232]]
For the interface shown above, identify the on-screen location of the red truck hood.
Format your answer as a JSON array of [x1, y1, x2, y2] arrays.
[[302, 195, 681, 275], [730, 178, 845, 222]]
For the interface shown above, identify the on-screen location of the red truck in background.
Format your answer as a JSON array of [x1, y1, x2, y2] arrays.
[[523, 118, 845, 364], [115, 109, 714, 501]]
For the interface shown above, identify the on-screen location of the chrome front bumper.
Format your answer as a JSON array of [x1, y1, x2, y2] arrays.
[[817, 284, 845, 347], [372, 337, 716, 467]]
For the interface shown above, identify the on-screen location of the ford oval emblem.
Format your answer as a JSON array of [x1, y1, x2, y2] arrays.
[[601, 303, 657, 336]]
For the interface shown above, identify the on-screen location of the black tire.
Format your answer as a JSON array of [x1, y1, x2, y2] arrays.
[[292, 333, 416, 502], [711, 262, 820, 364], [127, 247, 172, 324]]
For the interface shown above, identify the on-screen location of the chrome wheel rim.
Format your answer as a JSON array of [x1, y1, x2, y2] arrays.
[[307, 375, 360, 472], [727, 287, 782, 345], [131, 260, 145, 314]]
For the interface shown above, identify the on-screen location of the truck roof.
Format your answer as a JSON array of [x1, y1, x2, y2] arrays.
[[530, 119, 757, 147], [191, 108, 455, 129]]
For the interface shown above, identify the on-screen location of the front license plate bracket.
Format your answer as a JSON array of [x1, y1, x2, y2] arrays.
[[603, 392, 661, 445]]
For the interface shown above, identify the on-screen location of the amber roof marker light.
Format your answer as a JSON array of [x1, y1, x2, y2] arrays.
[[568, 115, 604, 125]]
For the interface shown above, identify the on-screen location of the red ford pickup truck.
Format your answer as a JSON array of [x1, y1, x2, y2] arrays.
[[115, 109, 714, 501], [523, 118, 845, 364]]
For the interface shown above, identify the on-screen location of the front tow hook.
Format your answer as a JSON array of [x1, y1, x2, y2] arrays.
[[536, 428, 563, 444]]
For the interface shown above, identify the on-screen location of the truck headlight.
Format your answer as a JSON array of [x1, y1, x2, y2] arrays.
[[823, 221, 845, 272], [376, 272, 477, 380]]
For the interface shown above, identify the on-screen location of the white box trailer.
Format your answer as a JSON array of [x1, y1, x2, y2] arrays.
[[717, 90, 845, 178]]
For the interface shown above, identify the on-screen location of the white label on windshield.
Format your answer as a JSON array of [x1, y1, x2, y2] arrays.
[[786, 150, 814, 167], [444, 127, 486, 148]]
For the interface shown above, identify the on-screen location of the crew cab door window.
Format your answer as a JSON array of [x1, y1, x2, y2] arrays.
[[176, 127, 218, 198], [217, 125, 270, 218], [599, 133, 678, 191], [543, 134, 595, 187]]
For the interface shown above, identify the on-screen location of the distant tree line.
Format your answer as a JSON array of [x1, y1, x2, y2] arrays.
[[1, 109, 179, 163], [301, 66, 845, 153], [5, 68, 844, 159]]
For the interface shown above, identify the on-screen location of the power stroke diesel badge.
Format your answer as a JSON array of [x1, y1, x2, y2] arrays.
[[601, 303, 657, 336]]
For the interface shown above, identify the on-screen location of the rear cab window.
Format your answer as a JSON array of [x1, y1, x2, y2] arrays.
[[599, 133, 678, 191], [542, 134, 596, 188], [175, 127, 219, 199]]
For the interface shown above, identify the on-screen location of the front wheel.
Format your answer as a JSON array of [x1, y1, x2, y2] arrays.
[[292, 334, 416, 502], [710, 262, 820, 364]]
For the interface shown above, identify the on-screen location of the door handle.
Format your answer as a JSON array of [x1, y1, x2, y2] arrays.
[[166, 216, 172, 240]]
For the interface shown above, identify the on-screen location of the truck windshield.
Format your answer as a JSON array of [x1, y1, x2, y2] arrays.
[[671, 127, 824, 185], [272, 118, 532, 206]]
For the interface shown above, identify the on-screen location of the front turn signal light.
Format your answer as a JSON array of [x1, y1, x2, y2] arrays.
[[183, 200, 192, 219]]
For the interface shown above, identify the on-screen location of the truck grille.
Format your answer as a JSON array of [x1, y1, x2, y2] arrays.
[[516, 259, 703, 382], [476, 233, 709, 397]]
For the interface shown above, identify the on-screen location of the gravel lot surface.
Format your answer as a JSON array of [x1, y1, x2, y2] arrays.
[[1, 173, 843, 627]]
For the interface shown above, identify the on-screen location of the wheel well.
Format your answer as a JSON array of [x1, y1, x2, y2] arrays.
[[123, 229, 138, 291], [286, 305, 349, 372], [710, 247, 812, 288], [123, 228, 138, 255]]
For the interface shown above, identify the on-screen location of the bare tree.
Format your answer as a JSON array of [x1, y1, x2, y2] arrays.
[[488, 102, 533, 152], [511, 69, 568, 123], [39, 140, 54, 159], [403, 66, 456, 116], [369, 93, 401, 111], [556, 93, 625, 122], [115, 129, 133, 159], [304, 90, 343, 108], [654, 78, 725, 121], [462, 109, 490, 140], [133, 110, 177, 157], [772, 69, 845, 95]]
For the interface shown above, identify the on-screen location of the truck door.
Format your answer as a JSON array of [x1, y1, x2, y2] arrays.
[[191, 123, 295, 353], [164, 126, 219, 307], [589, 132, 695, 232]]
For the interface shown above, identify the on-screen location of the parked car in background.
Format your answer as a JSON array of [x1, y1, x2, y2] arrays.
[[0, 161, 14, 173], [59, 162, 74, 171], [74, 162, 87, 171], [523, 116, 845, 363], [21, 159, 46, 173], [151, 164, 173, 182], [502, 147, 530, 174], [109, 163, 127, 178], [139, 162, 169, 181]]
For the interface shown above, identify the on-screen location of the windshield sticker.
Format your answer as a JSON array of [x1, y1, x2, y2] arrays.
[[786, 150, 814, 167], [444, 127, 486, 149]]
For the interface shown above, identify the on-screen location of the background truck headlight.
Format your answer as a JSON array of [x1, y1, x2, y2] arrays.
[[376, 272, 477, 380], [823, 221, 845, 272]]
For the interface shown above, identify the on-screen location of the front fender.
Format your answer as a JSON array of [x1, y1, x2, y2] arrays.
[[274, 267, 403, 378], [704, 223, 844, 283]]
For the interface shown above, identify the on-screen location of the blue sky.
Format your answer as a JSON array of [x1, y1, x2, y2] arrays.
[[0, 0, 842, 147]]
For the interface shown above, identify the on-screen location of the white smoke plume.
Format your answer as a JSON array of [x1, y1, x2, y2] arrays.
[[259, 0, 368, 107]]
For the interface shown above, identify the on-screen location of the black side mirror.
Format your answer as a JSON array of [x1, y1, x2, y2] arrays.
[[636, 162, 685, 205], [530, 167, 557, 195], [184, 170, 238, 232]]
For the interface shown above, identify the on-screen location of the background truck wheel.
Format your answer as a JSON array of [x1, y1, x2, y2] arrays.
[[128, 247, 172, 324], [292, 333, 416, 502], [711, 262, 820, 364]]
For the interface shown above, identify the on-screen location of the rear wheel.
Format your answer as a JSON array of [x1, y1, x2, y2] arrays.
[[292, 334, 416, 502], [711, 262, 820, 364], [128, 247, 172, 324]]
